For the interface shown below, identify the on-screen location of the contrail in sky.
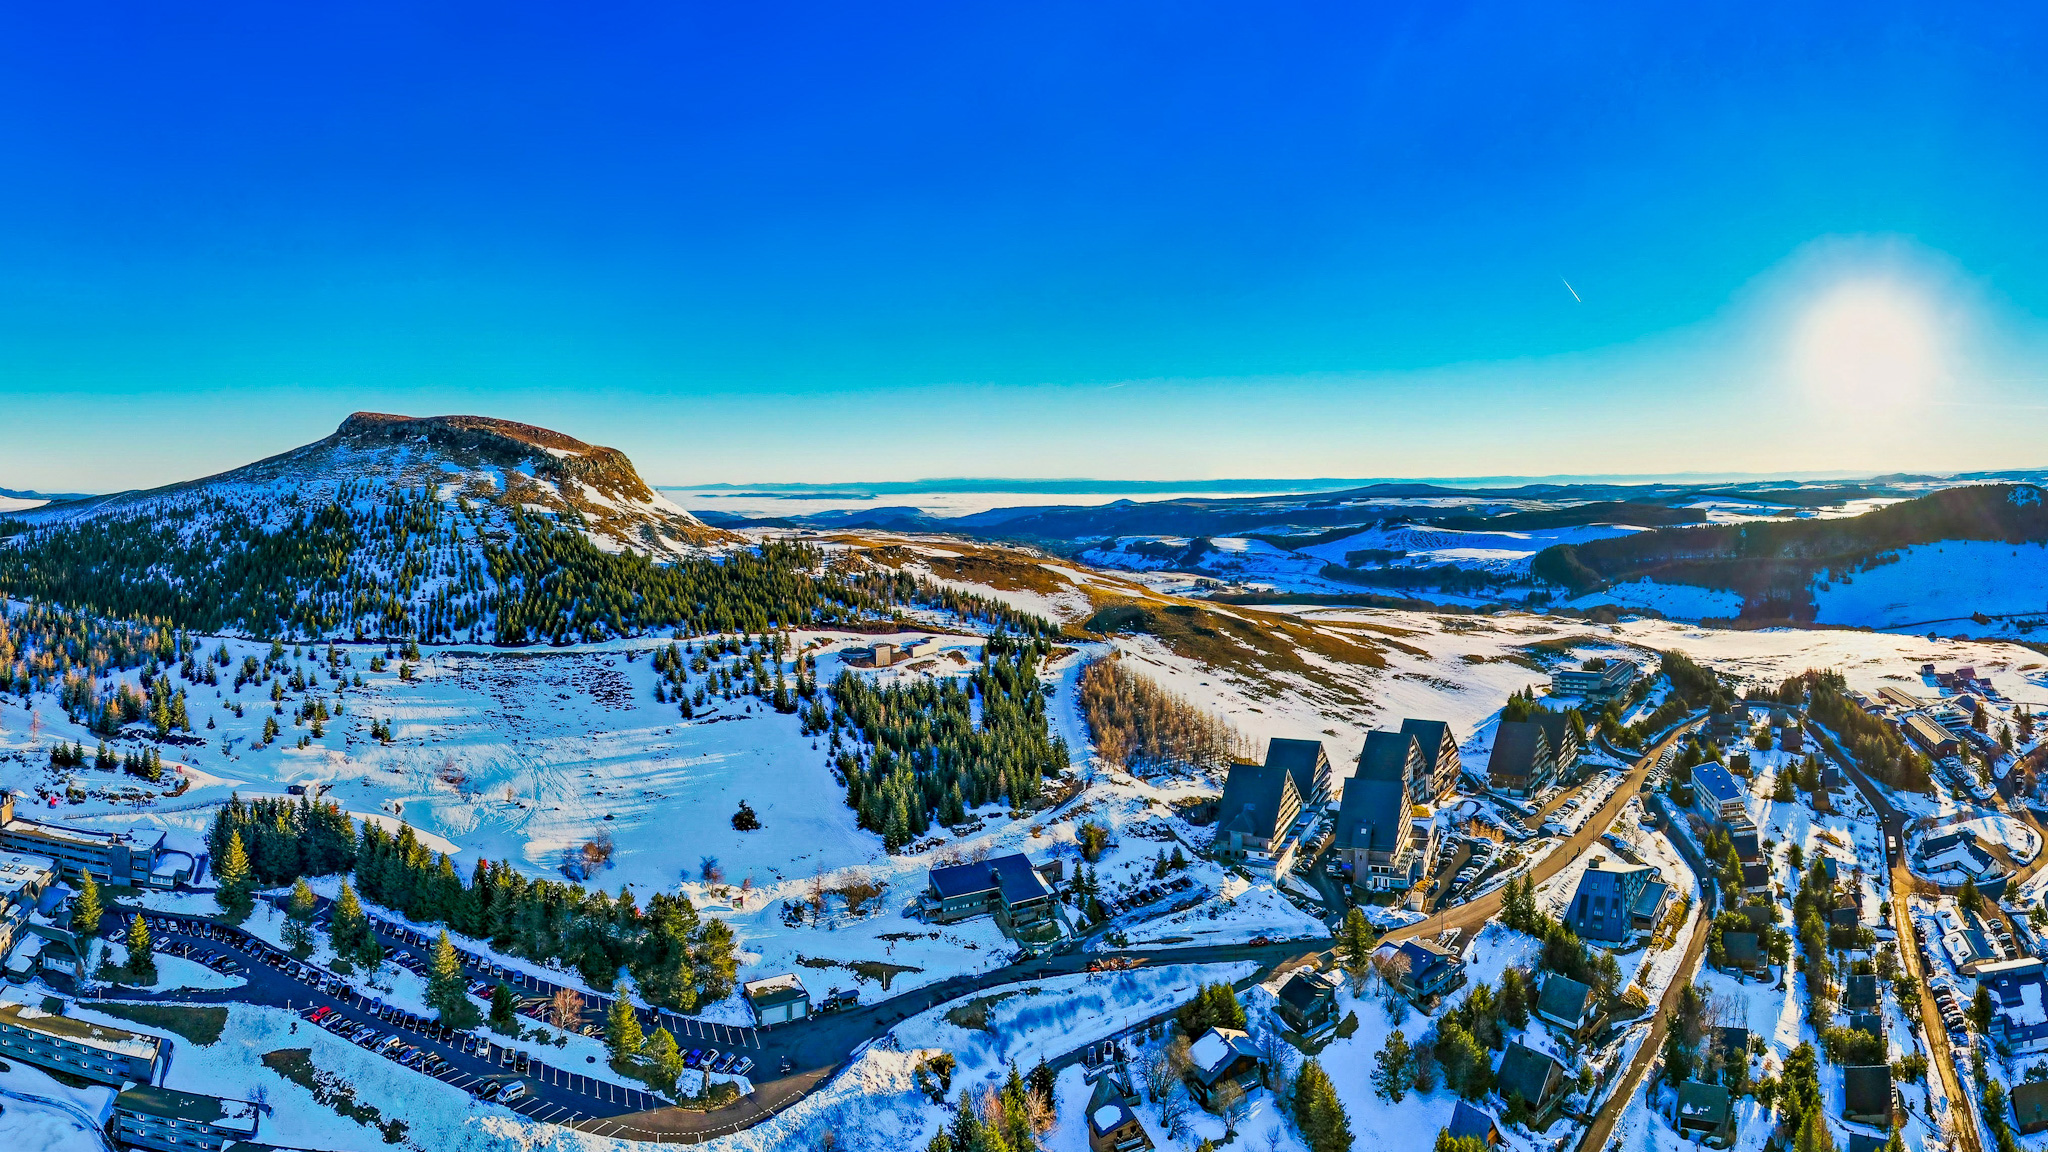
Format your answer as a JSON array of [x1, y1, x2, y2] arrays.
[[1560, 277, 1583, 304]]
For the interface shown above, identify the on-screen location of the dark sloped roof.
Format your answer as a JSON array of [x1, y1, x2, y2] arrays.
[[1677, 1081, 1732, 1129], [1731, 831, 1760, 861], [1487, 722, 1550, 779], [1495, 1042, 1560, 1106], [1277, 970, 1337, 1015], [1716, 1027, 1750, 1058], [1533, 712, 1577, 757], [1356, 731, 1419, 785], [1742, 862, 1770, 889], [1536, 975, 1593, 1026], [1843, 1065, 1894, 1118], [1848, 1012, 1885, 1039], [1722, 931, 1761, 967], [1335, 776, 1409, 854], [927, 853, 1052, 905], [1266, 738, 1329, 803], [2012, 1082, 2048, 1131], [1446, 1101, 1498, 1143], [1845, 973, 1878, 1009], [1400, 719, 1456, 775], [1216, 762, 1296, 840]]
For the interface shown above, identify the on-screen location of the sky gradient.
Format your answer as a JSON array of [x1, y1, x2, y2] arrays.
[[4, 1, 2048, 490]]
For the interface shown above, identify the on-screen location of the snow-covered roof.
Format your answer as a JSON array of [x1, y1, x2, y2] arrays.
[[0, 999, 163, 1060]]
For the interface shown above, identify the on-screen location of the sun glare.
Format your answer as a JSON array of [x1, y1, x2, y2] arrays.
[[1790, 279, 1946, 408]]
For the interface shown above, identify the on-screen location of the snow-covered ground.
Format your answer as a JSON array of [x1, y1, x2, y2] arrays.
[[1566, 579, 1746, 619], [1814, 541, 2048, 634]]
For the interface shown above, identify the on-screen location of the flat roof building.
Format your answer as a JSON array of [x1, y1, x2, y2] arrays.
[[0, 997, 165, 1086], [742, 973, 811, 1027], [112, 1084, 259, 1152], [0, 792, 184, 889]]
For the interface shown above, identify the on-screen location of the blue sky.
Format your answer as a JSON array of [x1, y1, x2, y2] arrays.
[[3, 1, 2047, 489]]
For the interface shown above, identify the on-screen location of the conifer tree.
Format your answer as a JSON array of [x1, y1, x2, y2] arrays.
[[124, 913, 157, 985], [216, 832, 254, 917], [606, 985, 645, 1058], [72, 870, 103, 937], [1293, 1058, 1353, 1152], [489, 983, 519, 1034], [1337, 908, 1377, 982], [428, 930, 480, 1027], [647, 1027, 684, 1088]]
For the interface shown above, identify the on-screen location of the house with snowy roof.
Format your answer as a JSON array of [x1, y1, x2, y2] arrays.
[[1979, 957, 2048, 1053], [1086, 1074, 1153, 1152], [1183, 1027, 1263, 1106]]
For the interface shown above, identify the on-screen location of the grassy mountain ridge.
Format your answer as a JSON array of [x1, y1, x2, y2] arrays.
[[1533, 482, 2048, 620]]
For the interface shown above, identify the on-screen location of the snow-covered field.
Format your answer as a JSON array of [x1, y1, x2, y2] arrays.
[[1567, 578, 1746, 619], [1814, 540, 2048, 633]]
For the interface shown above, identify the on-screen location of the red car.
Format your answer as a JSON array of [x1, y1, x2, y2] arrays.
[[308, 1006, 334, 1023], [1248, 936, 1272, 947]]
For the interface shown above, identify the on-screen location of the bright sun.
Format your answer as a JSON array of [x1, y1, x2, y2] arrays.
[[1790, 279, 1945, 407]]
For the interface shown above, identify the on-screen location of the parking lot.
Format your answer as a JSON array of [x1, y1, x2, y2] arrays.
[[112, 912, 673, 1125]]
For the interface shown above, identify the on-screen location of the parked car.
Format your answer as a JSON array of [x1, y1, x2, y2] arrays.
[[498, 1083, 528, 1103]]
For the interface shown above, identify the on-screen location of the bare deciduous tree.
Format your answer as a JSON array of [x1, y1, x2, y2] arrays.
[[1159, 1089, 1193, 1142], [1141, 1048, 1177, 1103], [552, 987, 585, 1030]]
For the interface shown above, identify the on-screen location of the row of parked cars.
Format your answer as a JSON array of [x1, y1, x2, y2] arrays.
[[1102, 874, 1197, 919], [687, 1047, 754, 1077]]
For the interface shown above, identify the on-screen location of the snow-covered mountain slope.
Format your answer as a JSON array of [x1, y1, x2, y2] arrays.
[[0, 413, 764, 642], [19, 411, 725, 552]]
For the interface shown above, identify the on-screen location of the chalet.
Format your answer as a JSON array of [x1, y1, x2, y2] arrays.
[[1715, 1027, 1751, 1071], [1086, 1074, 1153, 1152], [1379, 938, 1466, 1001], [1676, 1081, 1735, 1148], [1212, 761, 1305, 879], [2012, 1081, 2048, 1135], [1848, 1012, 1885, 1040], [920, 854, 1062, 947], [1706, 709, 1746, 743], [1444, 1101, 1501, 1147], [1551, 659, 1639, 705], [1818, 762, 1841, 790], [1730, 829, 1761, 863], [1842, 1065, 1895, 1127], [1265, 738, 1336, 811], [1495, 1042, 1563, 1111], [1566, 857, 1667, 945], [1487, 722, 1554, 797], [1780, 726, 1806, 753], [1741, 863, 1770, 895], [1845, 974, 1879, 1011], [1184, 1027, 1263, 1106], [1721, 932, 1763, 974], [1399, 718, 1464, 801], [1535, 974, 1598, 1039], [1273, 969, 1339, 1035]]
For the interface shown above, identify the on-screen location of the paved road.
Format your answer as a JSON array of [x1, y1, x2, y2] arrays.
[[1384, 723, 1697, 947], [1840, 761, 1985, 1152], [1573, 900, 1710, 1152]]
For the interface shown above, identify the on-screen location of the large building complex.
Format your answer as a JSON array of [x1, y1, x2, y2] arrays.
[[1551, 659, 1639, 705], [1212, 738, 1337, 880], [0, 791, 194, 889]]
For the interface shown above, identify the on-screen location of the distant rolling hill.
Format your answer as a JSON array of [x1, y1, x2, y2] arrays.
[[1533, 483, 2048, 623]]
